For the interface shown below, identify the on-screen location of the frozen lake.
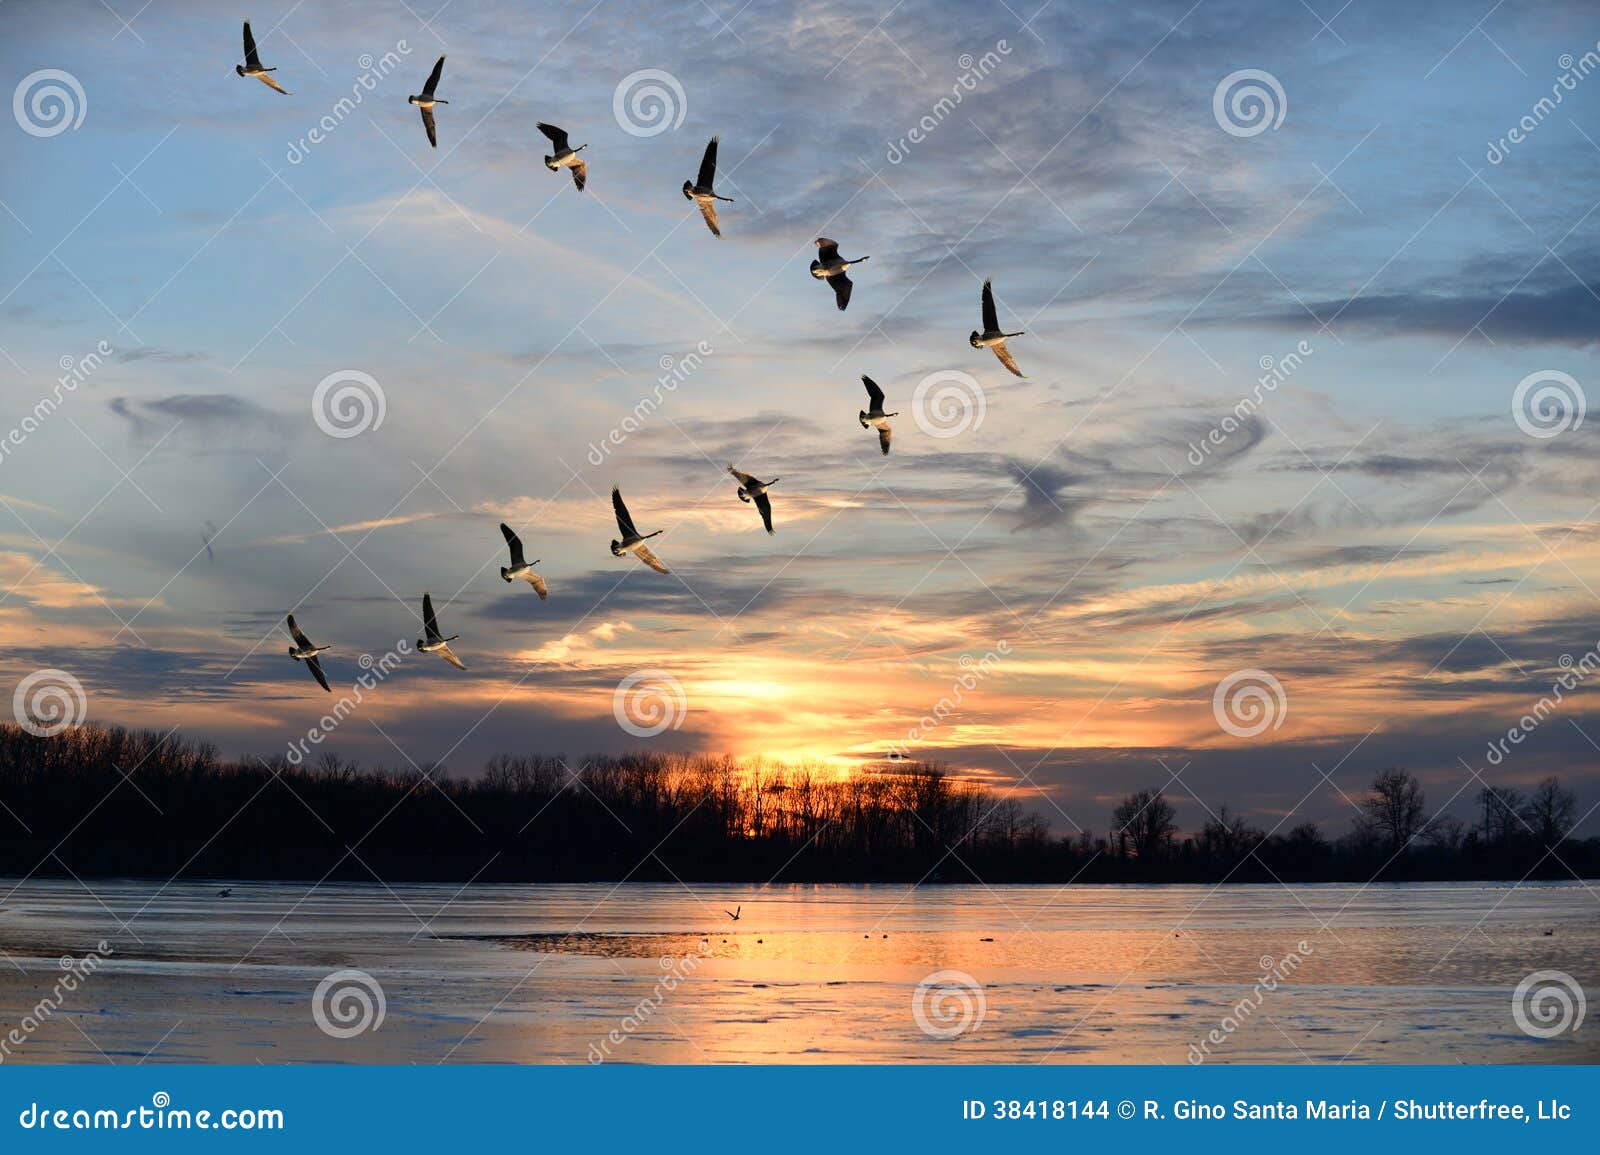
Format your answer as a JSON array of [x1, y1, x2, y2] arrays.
[[1, 878, 1596, 1063]]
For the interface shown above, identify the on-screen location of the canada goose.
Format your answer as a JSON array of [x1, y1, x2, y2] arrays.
[[236, 20, 289, 95], [537, 121, 587, 191], [810, 237, 869, 311], [859, 375, 897, 455], [610, 486, 668, 574], [408, 56, 448, 148], [970, 278, 1026, 377], [285, 613, 332, 693], [727, 464, 778, 534], [417, 591, 466, 670], [499, 523, 548, 600], [725, 905, 741, 921], [217, 888, 232, 898], [683, 136, 734, 237]]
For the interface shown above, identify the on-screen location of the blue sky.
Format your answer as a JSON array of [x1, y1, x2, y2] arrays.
[[3, 0, 1600, 838]]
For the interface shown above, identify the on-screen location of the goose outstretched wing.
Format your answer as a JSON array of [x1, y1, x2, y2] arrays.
[[634, 544, 669, 575], [862, 375, 885, 410], [697, 137, 719, 190], [831, 270, 853, 311], [242, 21, 264, 72], [992, 339, 1024, 378], [422, 55, 445, 98], [612, 486, 639, 538], [422, 592, 442, 643], [500, 522, 526, 567]]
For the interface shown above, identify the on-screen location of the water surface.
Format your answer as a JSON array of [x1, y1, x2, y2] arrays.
[[1, 878, 1595, 1064]]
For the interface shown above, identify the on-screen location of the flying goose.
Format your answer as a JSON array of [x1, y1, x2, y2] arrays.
[[236, 20, 289, 95], [408, 56, 448, 148], [417, 591, 466, 670], [727, 464, 778, 534], [859, 375, 897, 455], [683, 137, 734, 237], [285, 613, 332, 693], [538, 122, 587, 191], [610, 486, 668, 574], [499, 522, 548, 600], [725, 905, 741, 921], [810, 238, 869, 311], [971, 278, 1026, 377]]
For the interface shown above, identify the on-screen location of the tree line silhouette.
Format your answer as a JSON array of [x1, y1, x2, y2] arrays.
[[0, 722, 1594, 883]]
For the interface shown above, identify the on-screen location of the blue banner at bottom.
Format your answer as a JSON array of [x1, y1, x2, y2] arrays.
[[0, 1065, 1594, 1150]]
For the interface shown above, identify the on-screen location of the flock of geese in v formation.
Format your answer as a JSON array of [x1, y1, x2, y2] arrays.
[[233, 21, 1030, 692]]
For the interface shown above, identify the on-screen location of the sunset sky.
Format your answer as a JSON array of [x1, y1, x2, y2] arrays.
[[3, 0, 1600, 837]]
